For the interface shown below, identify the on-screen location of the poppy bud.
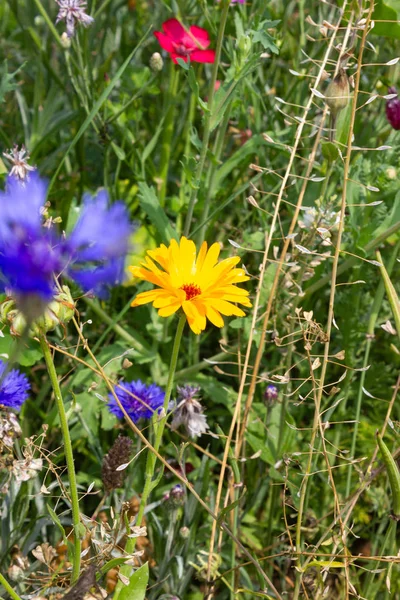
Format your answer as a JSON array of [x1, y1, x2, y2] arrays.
[[325, 68, 350, 116], [386, 87, 400, 130]]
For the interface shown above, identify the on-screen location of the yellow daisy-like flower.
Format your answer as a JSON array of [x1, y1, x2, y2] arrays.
[[129, 237, 252, 334]]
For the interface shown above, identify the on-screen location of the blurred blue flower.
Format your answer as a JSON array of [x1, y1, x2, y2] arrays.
[[0, 173, 133, 309], [0, 361, 30, 411], [108, 380, 165, 423], [65, 191, 131, 297], [0, 173, 63, 300]]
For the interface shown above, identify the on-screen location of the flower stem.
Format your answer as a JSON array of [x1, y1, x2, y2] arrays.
[[0, 574, 23, 600], [159, 64, 180, 206], [137, 312, 186, 525], [32, 0, 64, 48], [39, 334, 81, 583], [114, 313, 186, 597], [183, 0, 231, 237]]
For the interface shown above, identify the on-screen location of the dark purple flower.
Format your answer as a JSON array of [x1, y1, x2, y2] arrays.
[[0, 173, 133, 309], [108, 380, 165, 423], [0, 361, 30, 411], [386, 87, 400, 130]]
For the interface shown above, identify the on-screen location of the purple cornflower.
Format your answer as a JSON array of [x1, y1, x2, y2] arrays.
[[108, 380, 165, 423], [55, 0, 94, 38], [264, 384, 278, 404], [386, 87, 400, 130], [0, 173, 133, 314], [0, 361, 30, 411]]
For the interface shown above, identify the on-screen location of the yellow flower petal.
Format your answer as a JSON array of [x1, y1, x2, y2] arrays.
[[129, 236, 251, 333]]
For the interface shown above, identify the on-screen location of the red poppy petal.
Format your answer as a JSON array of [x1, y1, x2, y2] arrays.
[[189, 25, 210, 48], [154, 31, 174, 52], [162, 18, 185, 42], [190, 49, 216, 64]]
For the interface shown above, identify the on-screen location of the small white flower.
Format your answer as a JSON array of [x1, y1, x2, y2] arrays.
[[171, 385, 209, 438], [13, 457, 42, 482], [55, 0, 94, 38], [3, 145, 36, 181]]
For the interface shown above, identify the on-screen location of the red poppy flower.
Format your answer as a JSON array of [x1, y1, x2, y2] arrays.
[[154, 18, 216, 64]]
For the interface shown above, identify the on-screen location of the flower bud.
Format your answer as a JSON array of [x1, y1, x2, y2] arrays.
[[61, 32, 72, 49], [165, 484, 185, 508], [325, 68, 350, 116], [386, 87, 400, 130], [0, 286, 75, 337], [179, 526, 190, 539], [237, 34, 252, 57], [264, 385, 278, 405], [150, 52, 164, 72]]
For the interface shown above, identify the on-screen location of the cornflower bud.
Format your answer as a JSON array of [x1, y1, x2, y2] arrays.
[[165, 484, 185, 508], [1, 286, 75, 336], [264, 385, 278, 405]]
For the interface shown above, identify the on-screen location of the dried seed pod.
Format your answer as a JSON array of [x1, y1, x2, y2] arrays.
[[101, 435, 133, 491]]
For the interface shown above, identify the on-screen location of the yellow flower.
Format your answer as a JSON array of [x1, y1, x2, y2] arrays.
[[129, 237, 252, 334]]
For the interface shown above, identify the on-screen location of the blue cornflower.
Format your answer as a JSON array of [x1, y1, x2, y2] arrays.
[[65, 191, 131, 298], [0, 173, 133, 310], [0, 174, 62, 301], [108, 380, 165, 423], [0, 361, 30, 411]]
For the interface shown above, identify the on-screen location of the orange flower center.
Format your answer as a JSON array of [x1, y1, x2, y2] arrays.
[[181, 283, 201, 301]]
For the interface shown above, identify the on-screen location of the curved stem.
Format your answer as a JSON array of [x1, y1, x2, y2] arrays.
[[0, 574, 23, 600], [159, 65, 180, 205], [39, 335, 81, 583]]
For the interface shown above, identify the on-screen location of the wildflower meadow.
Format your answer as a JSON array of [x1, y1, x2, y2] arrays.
[[1, 0, 400, 598]]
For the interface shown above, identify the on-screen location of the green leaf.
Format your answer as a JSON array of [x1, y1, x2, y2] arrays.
[[251, 20, 280, 54], [138, 182, 178, 244], [0, 61, 26, 104], [47, 504, 69, 549], [217, 488, 246, 524], [372, 0, 400, 38], [0, 334, 42, 367], [376, 432, 400, 517], [111, 142, 126, 160], [376, 250, 400, 342], [176, 57, 190, 71], [118, 562, 149, 600], [336, 100, 352, 146], [321, 141, 340, 162]]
